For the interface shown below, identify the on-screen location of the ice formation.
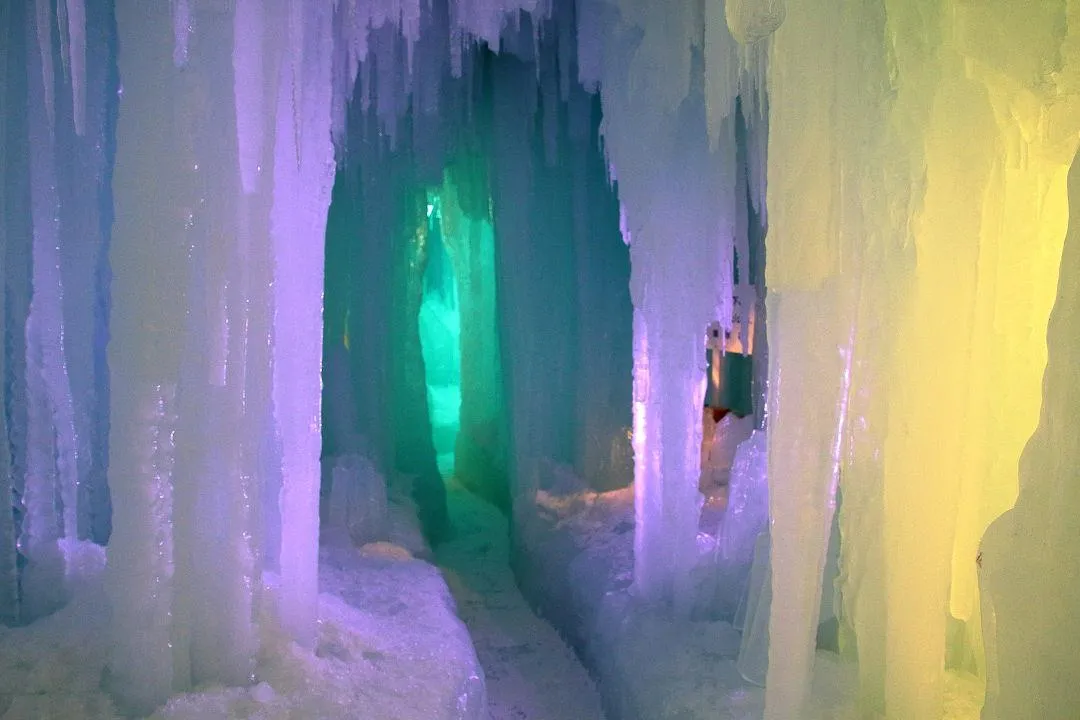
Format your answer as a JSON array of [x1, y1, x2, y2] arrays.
[[713, 430, 768, 607], [979, 145, 1080, 719], [2, 0, 114, 628], [763, 1, 1080, 717], [579, 0, 767, 616]]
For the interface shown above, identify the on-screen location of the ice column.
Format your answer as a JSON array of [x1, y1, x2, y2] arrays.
[[108, 1, 192, 711], [57, 0, 114, 546], [590, 0, 749, 615], [172, 0, 277, 686], [110, 0, 270, 702], [760, 288, 851, 717], [270, 0, 336, 647]]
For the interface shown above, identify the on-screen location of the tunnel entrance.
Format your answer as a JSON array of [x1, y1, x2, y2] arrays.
[[319, 33, 631, 538]]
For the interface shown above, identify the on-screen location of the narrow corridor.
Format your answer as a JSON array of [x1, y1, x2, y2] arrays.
[[435, 485, 606, 720]]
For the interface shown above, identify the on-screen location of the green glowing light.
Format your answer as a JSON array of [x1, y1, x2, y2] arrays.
[[418, 193, 462, 479]]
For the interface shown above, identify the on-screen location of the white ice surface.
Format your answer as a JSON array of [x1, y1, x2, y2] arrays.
[[0, 490, 485, 720], [516, 478, 984, 720]]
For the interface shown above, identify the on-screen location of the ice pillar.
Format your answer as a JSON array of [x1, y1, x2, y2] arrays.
[[589, 0, 749, 615], [109, 2, 191, 710], [270, 0, 335, 647]]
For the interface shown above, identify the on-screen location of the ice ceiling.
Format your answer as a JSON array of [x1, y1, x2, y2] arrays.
[[1, 0, 1079, 718]]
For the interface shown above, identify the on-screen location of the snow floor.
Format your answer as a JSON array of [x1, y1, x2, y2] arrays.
[[0, 489, 485, 720], [514, 482, 986, 720], [436, 483, 607, 720]]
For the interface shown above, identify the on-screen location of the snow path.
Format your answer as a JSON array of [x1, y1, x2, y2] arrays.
[[435, 485, 607, 720]]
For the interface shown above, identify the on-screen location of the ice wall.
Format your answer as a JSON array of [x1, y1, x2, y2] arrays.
[[979, 145, 1080, 720], [323, 95, 449, 540], [488, 33, 578, 504], [0, 0, 16, 627], [3, 1, 35, 633], [487, 11, 635, 512], [764, 0, 1080, 716], [325, 5, 631, 527]]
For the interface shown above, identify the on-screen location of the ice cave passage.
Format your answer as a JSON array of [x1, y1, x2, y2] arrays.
[[3, 1, 1080, 719]]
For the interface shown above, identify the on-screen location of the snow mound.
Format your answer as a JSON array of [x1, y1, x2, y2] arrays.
[[1, 529, 484, 720]]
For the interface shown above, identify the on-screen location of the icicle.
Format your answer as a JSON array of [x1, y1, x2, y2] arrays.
[[21, 2, 80, 619], [574, 0, 605, 92], [234, 0, 265, 195], [34, 0, 55, 131], [56, 0, 70, 85], [330, 3, 351, 152], [65, 0, 86, 135], [705, 0, 740, 149], [172, 0, 191, 68], [57, 0, 114, 545]]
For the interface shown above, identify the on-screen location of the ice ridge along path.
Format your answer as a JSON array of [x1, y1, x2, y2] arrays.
[[436, 484, 606, 720]]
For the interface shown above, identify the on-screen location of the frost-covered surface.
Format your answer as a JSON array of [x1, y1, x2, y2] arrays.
[[761, 0, 1080, 715], [437, 485, 606, 720], [515, 481, 984, 720], [0, 490, 485, 720]]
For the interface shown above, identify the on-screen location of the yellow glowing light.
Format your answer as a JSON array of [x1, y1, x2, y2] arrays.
[[764, 1, 1080, 717]]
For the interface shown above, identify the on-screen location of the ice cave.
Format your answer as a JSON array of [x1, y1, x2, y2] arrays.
[[1, 0, 1079, 718]]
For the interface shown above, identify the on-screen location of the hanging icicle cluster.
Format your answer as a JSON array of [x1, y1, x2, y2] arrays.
[[0, 0, 114, 629], [571, 0, 770, 616]]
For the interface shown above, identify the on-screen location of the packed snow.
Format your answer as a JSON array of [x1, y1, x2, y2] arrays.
[[0, 482, 485, 720], [514, 465, 985, 720], [437, 484, 606, 720]]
